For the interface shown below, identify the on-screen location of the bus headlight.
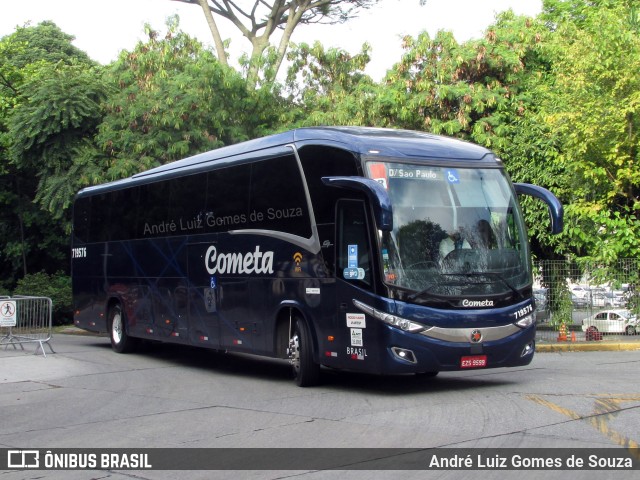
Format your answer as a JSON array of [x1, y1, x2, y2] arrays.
[[353, 299, 426, 333], [515, 313, 535, 329]]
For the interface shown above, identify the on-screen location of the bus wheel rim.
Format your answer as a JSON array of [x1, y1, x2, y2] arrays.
[[112, 312, 123, 344], [289, 332, 300, 374]]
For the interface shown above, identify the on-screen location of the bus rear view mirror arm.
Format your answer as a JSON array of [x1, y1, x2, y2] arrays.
[[322, 176, 393, 231], [514, 183, 564, 235]]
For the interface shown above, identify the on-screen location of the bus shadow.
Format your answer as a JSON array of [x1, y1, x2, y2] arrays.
[[100, 341, 296, 383], [320, 369, 518, 395], [92, 340, 517, 394]]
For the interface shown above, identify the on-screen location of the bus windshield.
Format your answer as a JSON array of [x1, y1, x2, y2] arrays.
[[367, 161, 531, 300]]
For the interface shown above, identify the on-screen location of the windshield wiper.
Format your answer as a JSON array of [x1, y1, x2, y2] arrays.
[[405, 274, 464, 302], [406, 272, 524, 302], [462, 271, 524, 300], [406, 282, 440, 302]]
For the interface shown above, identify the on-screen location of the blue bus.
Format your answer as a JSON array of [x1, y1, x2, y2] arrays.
[[71, 127, 563, 386]]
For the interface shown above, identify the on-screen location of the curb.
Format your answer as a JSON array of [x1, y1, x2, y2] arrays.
[[536, 342, 640, 352], [57, 327, 105, 337]]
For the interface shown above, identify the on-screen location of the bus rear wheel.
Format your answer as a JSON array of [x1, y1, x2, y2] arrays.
[[109, 304, 137, 353], [289, 318, 321, 387]]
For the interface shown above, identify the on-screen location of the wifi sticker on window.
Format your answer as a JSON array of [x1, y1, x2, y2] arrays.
[[293, 252, 303, 272]]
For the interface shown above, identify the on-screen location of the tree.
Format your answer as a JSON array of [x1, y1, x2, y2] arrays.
[[383, 11, 550, 145], [172, 0, 386, 86], [9, 63, 111, 215], [96, 17, 281, 180], [283, 41, 382, 126], [0, 22, 97, 288], [2, 20, 92, 68], [539, 0, 640, 262]]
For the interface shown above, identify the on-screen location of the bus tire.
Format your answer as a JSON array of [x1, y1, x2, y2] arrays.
[[109, 304, 137, 353], [290, 318, 321, 387]]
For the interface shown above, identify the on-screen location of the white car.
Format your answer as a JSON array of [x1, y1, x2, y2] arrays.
[[582, 309, 638, 335], [571, 286, 591, 299]]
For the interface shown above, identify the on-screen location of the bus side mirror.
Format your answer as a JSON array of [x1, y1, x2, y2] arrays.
[[514, 183, 564, 235], [322, 176, 393, 231]]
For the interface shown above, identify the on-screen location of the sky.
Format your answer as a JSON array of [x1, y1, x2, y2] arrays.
[[1, 0, 543, 80]]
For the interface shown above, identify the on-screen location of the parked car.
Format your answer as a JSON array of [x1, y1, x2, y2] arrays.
[[591, 291, 625, 308], [571, 286, 591, 299], [571, 294, 589, 309], [533, 289, 549, 322], [581, 309, 638, 335], [534, 288, 548, 309]]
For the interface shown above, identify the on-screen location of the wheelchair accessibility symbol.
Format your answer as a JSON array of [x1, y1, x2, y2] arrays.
[[447, 169, 460, 183]]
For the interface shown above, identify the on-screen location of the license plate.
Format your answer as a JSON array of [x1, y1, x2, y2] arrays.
[[460, 355, 487, 369]]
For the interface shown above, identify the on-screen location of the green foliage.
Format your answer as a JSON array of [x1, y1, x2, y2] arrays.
[[0, 36, 25, 116], [286, 41, 372, 101], [540, 261, 573, 327], [13, 271, 73, 325], [383, 12, 548, 145], [283, 41, 382, 126], [1, 21, 96, 120], [3, 21, 93, 69], [539, 0, 640, 262], [1, 22, 99, 291], [9, 63, 109, 168], [7, 62, 111, 225], [97, 17, 280, 179]]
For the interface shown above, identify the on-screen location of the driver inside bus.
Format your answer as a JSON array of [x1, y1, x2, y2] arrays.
[[439, 229, 470, 259], [471, 219, 497, 249], [439, 219, 496, 259]]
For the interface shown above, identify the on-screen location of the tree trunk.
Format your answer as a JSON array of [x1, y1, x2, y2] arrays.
[[197, 0, 228, 65]]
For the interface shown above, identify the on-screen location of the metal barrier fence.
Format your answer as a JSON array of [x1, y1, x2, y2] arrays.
[[533, 259, 640, 344], [0, 296, 55, 356]]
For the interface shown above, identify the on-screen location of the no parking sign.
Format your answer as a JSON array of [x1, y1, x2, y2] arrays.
[[1, 300, 17, 327]]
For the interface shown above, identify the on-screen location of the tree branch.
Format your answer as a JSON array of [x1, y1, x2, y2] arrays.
[[196, 0, 228, 64]]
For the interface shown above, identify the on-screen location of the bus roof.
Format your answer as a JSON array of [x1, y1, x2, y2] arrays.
[[77, 127, 496, 196]]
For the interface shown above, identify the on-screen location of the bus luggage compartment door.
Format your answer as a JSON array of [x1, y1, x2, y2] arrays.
[[187, 243, 221, 348]]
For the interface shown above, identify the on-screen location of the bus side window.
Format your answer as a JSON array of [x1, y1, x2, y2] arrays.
[[337, 200, 372, 288]]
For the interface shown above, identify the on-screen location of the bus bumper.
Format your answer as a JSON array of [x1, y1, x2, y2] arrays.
[[378, 324, 536, 375]]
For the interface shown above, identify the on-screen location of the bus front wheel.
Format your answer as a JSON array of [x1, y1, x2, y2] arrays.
[[289, 318, 321, 387], [109, 304, 137, 353]]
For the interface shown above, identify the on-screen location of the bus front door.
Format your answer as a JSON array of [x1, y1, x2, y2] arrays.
[[335, 199, 379, 371]]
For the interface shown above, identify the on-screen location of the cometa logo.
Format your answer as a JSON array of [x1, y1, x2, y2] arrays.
[[461, 299, 494, 308], [205, 245, 274, 275]]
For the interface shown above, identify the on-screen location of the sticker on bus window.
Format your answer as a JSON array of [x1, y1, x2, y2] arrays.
[[343, 268, 365, 280], [348, 245, 358, 268], [446, 169, 460, 183], [368, 163, 388, 189]]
